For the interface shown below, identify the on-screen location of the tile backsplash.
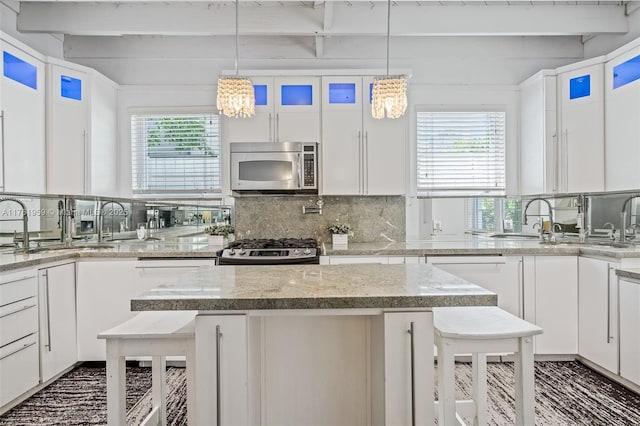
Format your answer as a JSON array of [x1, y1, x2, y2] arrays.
[[234, 196, 406, 243]]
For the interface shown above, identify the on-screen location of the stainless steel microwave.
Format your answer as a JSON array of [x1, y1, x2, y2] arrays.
[[230, 142, 318, 192]]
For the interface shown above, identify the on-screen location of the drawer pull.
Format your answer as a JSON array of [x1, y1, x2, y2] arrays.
[[0, 340, 36, 361], [0, 303, 36, 319]]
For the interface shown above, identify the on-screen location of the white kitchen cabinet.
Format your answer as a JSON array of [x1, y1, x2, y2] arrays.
[[604, 41, 640, 191], [76, 259, 213, 360], [380, 311, 433, 425], [223, 76, 319, 144], [523, 255, 578, 355], [321, 76, 406, 195], [578, 257, 619, 373], [195, 314, 248, 425], [619, 277, 640, 386], [556, 58, 605, 193], [426, 255, 522, 317], [46, 58, 118, 196], [0, 33, 46, 193], [519, 70, 557, 195], [0, 269, 39, 408], [38, 262, 76, 383]]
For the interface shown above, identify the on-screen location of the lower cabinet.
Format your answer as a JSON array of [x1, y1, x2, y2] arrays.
[[425, 255, 523, 317], [38, 263, 77, 383], [523, 255, 578, 355], [619, 278, 640, 386], [578, 257, 619, 373], [195, 314, 249, 425], [76, 259, 213, 360], [0, 269, 39, 408]]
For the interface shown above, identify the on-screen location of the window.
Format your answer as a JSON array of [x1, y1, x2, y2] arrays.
[[417, 110, 506, 197], [131, 112, 221, 194], [467, 197, 522, 233]]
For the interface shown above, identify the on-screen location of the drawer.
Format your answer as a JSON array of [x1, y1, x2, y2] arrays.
[[0, 334, 39, 407], [0, 272, 37, 307], [0, 300, 38, 347]]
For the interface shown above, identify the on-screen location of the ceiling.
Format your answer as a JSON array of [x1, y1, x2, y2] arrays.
[[7, 0, 637, 85], [14, 1, 635, 50]]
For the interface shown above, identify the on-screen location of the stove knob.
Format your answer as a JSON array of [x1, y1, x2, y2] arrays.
[[303, 248, 311, 255], [292, 249, 300, 255], [238, 249, 246, 255], [228, 249, 235, 255]]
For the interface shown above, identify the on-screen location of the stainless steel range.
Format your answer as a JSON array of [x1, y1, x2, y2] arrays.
[[218, 238, 319, 265]]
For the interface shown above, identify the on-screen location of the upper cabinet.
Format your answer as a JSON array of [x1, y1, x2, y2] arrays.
[[519, 58, 605, 195], [604, 41, 640, 192], [321, 76, 406, 195], [519, 70, 557, 195], [0, 34, 46, 194], [223, 76, 320, 144], [556, 58, 605, 193], [46, 58, 118, 197]]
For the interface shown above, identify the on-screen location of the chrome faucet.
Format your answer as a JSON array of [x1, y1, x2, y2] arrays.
[[0, 197, 30, 250], [523, 197, 555, 242], [620, 194, 640, 243], [97, 200, 128, 242]]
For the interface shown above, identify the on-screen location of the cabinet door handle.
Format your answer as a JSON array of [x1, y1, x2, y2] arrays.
[[364, 131, 369, 194], [276, 113, 280, 142], [563, 129, 569, 192], [408, 321, 416, 426], [1, 110, 5, 190], [216, 324, 222, 426], [83, 130, 89, 194], [0, 340, 37, 361], [607, 264, 613, 343], [43, 270, 52, 352], [269, 113, 273, 142], [552, 132, 558, 192], [358, 131, 363, 193], [518, 258, 524, 318]]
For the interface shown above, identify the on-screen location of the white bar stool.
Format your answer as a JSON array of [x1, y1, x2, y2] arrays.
[[433, 306, 543, 426], [98, 311, 197, 426]]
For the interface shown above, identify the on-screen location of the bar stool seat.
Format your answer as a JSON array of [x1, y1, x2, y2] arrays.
[[433, 306, 543, 426], [98, 311, 197, 426]]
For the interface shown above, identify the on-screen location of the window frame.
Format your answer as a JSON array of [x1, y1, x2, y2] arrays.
[[415, 105, 507, 198], [129, 107, 222, 197]]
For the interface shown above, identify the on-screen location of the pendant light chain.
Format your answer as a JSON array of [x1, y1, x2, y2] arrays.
[[371, 0, 407, 120], [235, 0, 239, 76], [216, 0, 255, 118], [386, 0, 391, 76]]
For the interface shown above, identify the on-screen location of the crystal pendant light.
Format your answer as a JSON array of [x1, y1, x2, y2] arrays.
[[371, 0, 407, 120], [216, 0, 255, 118]]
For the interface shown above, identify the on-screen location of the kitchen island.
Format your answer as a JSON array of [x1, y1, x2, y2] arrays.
[[131, 263, 496, 426]]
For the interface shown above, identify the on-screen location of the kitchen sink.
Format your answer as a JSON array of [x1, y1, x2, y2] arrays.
[[489, 233, 540, 240]]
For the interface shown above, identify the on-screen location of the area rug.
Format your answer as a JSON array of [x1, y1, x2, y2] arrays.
[[1, 361, 639, 425]]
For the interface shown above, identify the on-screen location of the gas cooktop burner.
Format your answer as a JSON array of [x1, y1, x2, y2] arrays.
[[226, 238, 318, 250], [218, 238, 320, 265]]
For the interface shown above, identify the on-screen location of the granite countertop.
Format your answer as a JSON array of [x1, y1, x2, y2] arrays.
[[615, 268, 640, 282], [0, 236, 221, 272], [323, 238, 640, 259], [3, 234, 640, 273], [130, 263, 497, 311]]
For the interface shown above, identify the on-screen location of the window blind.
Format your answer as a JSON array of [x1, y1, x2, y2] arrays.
[[417, 111, 506, 196], [131, 113, 221, 194]]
